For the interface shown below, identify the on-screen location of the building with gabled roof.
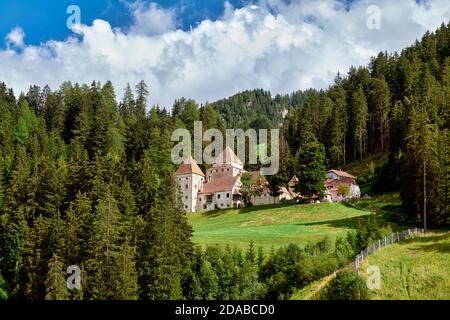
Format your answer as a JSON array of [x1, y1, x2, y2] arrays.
[[176, 147, 328, 212], [324, 169, 361, 202], [176, 147, 245, 212]]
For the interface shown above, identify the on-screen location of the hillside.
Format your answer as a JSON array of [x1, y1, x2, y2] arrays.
[[358, 232, 450, 300], [188, 202, 378, 250]]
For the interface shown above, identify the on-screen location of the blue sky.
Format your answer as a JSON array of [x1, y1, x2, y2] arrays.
[[0, 0, 255, 45], [0, 0, 448, 107]]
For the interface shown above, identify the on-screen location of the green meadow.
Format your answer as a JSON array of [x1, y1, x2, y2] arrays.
[[188, 202, 377, 250], [359, 232, 450, 300]]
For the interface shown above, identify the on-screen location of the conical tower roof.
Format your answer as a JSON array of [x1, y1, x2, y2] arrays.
[[214, 146, 243, 166], [175, 155, 205, 177]]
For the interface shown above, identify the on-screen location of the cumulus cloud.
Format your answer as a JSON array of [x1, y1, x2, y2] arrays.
[[128, 1, 177, 36], [0, 0, 449, 108], [5, 27, 25, 48]]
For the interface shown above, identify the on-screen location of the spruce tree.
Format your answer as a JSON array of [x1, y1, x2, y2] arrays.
[[351, 86, 369, 160], [45, 253, 69, 300], [295, 133, 326, 201]]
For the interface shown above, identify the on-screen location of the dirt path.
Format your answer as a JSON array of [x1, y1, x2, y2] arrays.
[[302, 272, 337, 300]]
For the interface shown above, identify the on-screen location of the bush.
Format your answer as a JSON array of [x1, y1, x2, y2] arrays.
[[334, 236, 354, 266], [0, 274, 9, 300], [321, 270, 371, 300], [337, 184, 350, 198]]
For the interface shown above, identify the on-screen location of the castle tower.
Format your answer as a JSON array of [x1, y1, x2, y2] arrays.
[[175, 156, 205, 213], [206, 146, 244, 182]]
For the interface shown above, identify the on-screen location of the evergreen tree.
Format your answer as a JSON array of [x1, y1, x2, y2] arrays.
[[45, 253, 69, 300], [295, 133, 326, 201], [328, 85, 348, 167], [351, 86, 369, 160]]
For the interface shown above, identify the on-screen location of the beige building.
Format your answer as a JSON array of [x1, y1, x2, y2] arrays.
[[176, 147, 300, 213]]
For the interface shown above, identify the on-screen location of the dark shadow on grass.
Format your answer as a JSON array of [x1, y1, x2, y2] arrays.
[[237, 203, 297, 214], [342, 199, 406, 224], [196, 202, 297, 218], [295, 214, 376, 230], [401, 233, 450, 254]]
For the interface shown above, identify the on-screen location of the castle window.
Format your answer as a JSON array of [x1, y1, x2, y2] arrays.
[[217, 194, 221, 199], [222, 169, 224, 172], [203, 205, 207, 209], [199, 198, 202, 202], [185, 185, 188, 189], [186, 196, 188, 200], [185, 206, 188, 209], [226, 193, 230, 198]]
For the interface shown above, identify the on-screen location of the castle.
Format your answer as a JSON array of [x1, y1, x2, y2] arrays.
[[175, 147, 293, 213], [175, 147, 360, 213]]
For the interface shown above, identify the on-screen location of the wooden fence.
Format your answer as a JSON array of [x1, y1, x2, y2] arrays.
[[354, 228, 425, 274]]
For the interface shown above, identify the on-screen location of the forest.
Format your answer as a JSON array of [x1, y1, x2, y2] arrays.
[[0, 23, 449, 300]]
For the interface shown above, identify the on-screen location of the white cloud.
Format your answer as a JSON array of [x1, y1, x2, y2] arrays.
[[128, 1, 176, 36], [5, 27, 25, 48], [0, 0, 449, 108]]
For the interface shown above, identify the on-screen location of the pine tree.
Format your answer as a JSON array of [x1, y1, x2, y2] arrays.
[[402, 102, 443, 226], [295, 133, 326, 201], [328, 85, 348, 166], [85, 185, 122, 300], [351, 86, 369, 160], [368, 77, 391, 150], [115, 239, 138, 300], [45, 253, 69, 300], [245, 241, 256, 264], [137, 175, 193, 300]]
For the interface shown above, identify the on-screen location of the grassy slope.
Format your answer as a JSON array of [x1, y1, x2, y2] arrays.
[[359, 232, 450, 300], [188, 202, 375, 250], [188, 193, 403, 250]]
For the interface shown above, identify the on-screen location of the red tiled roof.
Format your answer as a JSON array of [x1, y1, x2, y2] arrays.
[[328, 169, 356, 179], [325, 178, 354, 194], [199, 176, 240, 194], [175, 156, 205, 177]]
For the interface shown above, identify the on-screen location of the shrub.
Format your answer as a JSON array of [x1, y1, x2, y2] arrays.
[[337, 184, 350, 198], [0, 274, 8, 300], [334, 236, 353, 266], [321, 270, 371, 300]]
